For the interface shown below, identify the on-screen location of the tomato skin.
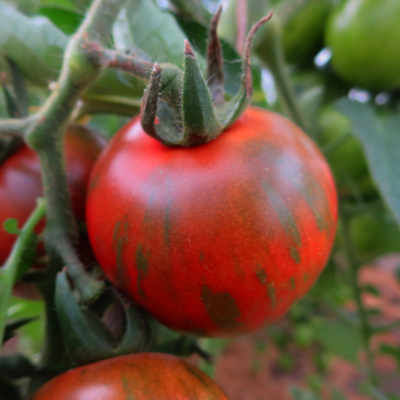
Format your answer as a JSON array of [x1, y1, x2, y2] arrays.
[[326, 0, 400, 91], [0, 125, 104, 265], [33, 353, 228, 399], [87, 107, 338, 336]]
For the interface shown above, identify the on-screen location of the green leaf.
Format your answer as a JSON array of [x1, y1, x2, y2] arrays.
[[1, 85, 18, 118], [312, 317, 362, 362], [39, 6, 83, 34], [3, 317, 37, 342], [290, 386, 319, 400], [84, 69, 144, 112], [6, 58, 29, 117], [0, 2, 68, 85], [335, 98, 400, 226], [0, 200, 45, 345], [168, 0, 212, 26], [175, 14, 265, 106], [119, 0, 191, 67], [176, 16, 244, 97], [0, 2, 144, 112], [3, 218, 20, 235], [7, 297, 45, 356], [331, 389, 347, 400], [39, 0, 83, 12], [361, 284, 380, 296], [380, 344, 400, 369]]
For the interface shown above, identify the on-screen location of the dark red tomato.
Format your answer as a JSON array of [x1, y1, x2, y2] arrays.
[[33, 353, 228, 400], [86, 107, 338, 336], [0, 125, 104, 265]]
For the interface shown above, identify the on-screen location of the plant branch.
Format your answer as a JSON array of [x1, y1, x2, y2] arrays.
[[0, 116, 38, 136], [0, 199, 46, 345], [255, 18, 309, 133], [340, 211, 378, 385], [25, 0, 127, 303], [82, 42, 153, 81]]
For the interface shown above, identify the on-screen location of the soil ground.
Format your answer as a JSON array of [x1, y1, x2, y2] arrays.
[[214, 255, 400, 400]]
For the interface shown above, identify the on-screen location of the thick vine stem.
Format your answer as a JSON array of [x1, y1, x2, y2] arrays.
[[83, 42, 154, 81], [25, 0, 127, 303]]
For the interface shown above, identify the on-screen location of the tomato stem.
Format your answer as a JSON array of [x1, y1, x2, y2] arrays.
[[85, 10, 272, 147], [255, 17, 310, 133]]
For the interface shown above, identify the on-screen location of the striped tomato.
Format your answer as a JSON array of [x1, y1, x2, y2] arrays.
[[0, 125, 105, 266], [33, 353, 228, 399], [86, 107, 337, 336]]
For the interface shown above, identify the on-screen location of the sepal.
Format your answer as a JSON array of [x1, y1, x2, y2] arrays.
[[206, 6, 224, 105], [152, 322, 211, 361], [220, 12, 273, 128], [55, 270, 153, 366], [182, 41, 221, 146], [139, 9, 272, 147]]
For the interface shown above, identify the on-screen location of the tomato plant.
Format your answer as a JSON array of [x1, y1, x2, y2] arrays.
[[2, 1, 400, 399], [0, 125, 104, 265], [326, 0, 400, 91], [33, 353, 228, 399], [86, 107, 338, 336]]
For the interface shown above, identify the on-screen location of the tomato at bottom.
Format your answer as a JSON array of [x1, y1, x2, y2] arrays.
[[33, 353, 228, 400], [87, 107, 338, 336]]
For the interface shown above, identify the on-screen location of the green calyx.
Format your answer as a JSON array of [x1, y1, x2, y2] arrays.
[[141, 8, 272, 147], [55, 270, 153, 367]]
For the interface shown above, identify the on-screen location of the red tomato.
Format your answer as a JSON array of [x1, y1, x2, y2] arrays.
[[0, 125, 104, 265], [86, 107, 338, 336], [33, 353, 228, 399]]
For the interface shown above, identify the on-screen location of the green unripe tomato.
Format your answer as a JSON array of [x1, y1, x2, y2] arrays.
[[293, 71, 326, 123], [326, 0, 400, 91], [282, 0, 334, 65], [219, 0, 333, 66], [350, 208, 400, 260], [218, 0, 272, 47], [294, 324, 314, 347], [319, 107, 375, 197]]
